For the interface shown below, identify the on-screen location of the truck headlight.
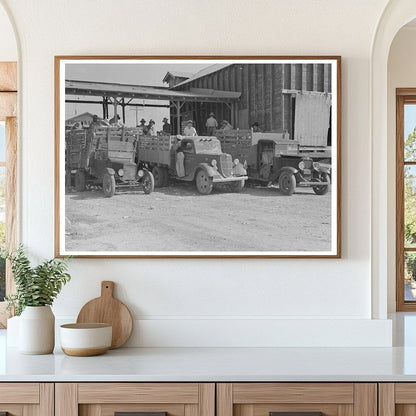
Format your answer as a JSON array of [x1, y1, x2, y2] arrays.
[[233, 158, 240, 166], [211, 159, 217, 168], [118, 169, 124, 177], [298, 161, 305, 170], [137, 169, 144, 178], [313, 162, 320, 170]]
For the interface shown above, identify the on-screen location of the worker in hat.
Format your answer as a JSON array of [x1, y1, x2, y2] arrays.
[[162, 116, 172, 134], [138, 118, 147, 135], [221, 120, 233, 131], [205, 112, 218, 136], [109, 114, 123, 127], [147, 119, 157, 136], [183, 120, 197, 137]]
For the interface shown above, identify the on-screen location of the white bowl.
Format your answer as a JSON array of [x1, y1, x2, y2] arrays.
[[60, 323, 112, 356]]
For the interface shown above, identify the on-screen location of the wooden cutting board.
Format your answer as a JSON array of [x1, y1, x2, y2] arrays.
[[76, 281, 133, 349]]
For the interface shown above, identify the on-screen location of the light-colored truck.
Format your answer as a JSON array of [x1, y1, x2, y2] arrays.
[[137, 135, 248, 195]]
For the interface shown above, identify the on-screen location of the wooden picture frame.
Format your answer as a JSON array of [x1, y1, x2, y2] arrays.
[[55, 56, 341, 258]]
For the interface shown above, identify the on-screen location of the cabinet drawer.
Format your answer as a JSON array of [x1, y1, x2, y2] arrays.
[[0, 383, 53, 415], [56, 383, 215, 416], [217, 383, 376, 416], [379, 383, 416, 415]]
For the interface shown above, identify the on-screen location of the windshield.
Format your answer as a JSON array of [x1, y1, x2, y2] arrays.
[[193, 138, 222, 154]]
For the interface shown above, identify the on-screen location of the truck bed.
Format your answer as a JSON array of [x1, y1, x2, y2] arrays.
[[137, 135, 176, 166]]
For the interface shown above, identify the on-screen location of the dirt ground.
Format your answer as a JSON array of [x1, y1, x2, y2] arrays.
[[64, 181, 332, 253]]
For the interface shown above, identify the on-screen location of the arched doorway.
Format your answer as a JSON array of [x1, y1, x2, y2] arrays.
[[371, 1, 416, 319]]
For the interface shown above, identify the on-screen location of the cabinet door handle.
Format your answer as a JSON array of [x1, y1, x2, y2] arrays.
[[115, 412, 168, 416], [270, 413, 323, 416]]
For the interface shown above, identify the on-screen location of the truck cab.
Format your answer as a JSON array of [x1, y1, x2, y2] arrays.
[[176, 136, 248, 195], [254, 139, 331, 195]]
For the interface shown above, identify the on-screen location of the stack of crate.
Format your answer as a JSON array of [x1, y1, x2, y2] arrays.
[[137, 135, 173, 151], [215, 129, 252, 162], [67, 130, 87, 169]]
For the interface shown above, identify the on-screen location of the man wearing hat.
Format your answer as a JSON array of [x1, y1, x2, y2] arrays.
[[109, 114, 123, 127], [162, 117, 172, 134], [147, 119, 157, 136], [183, 120, 197, 137], [205, 112, 218, 136], [137, 118, 148, 135]]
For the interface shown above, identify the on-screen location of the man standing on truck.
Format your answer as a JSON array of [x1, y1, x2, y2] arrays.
[[147, 119, 157, 136], [205, 112, 218, 135], [109, 114, 123, 127], [138, 118, 147, 135], [162, 117, 172, 134], [183, 120, 197, 136]]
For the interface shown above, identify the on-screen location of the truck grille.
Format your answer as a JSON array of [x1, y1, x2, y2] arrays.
[[123, 163, 137, 180], [220, 154, 233, 177]]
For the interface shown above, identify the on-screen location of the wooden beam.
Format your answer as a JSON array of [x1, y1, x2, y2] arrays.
[[0, 92, 17, 120], [0, 62, 17, 92]]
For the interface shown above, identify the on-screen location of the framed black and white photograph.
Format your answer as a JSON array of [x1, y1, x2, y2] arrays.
[[55, 56, 341, 258]]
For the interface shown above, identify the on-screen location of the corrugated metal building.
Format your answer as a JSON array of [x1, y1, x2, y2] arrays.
[[168, 63, 332, 143]]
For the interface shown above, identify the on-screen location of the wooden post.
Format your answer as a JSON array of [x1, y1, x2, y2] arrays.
[[122, 97, 126, 124]]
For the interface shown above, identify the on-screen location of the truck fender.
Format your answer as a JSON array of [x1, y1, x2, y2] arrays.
[[196, 163, 217, 178], [105, 167, 115, 176], [271, 166, 298, 183]]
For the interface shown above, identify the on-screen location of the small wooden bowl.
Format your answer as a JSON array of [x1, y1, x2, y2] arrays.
[[60, 323, 112, 357]]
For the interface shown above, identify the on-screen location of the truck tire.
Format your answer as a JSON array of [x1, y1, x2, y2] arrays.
[[103, 172, 116, 197], [195, 169, 213, 195], [65, 168, 72, 189], [230, 179, 245, 193], [142, 170, 155, 194], [152, 166, 166, 188], [278, 171, 296, 196], [312, 173, 330, 195], [75, 169, 86, 192], [161, 167, 169, 186]]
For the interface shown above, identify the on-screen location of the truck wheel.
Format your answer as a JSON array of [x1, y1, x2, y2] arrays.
[[142, 171, 155, 194], [65, 168, 72, 189], [152, 166, 165, 188], [103, 172, 116, 197], [312, 173, 330, 195], [161, 167, 169, 186], [278, 171, 296, 195], [195, 169, 213, 195], [230, 179, 245, 193], [75, 169, 86, 192]]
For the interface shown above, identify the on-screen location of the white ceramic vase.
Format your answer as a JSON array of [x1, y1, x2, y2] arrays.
[[19, 306, 55, 354]]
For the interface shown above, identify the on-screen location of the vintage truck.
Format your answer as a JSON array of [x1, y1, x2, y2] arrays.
[[136, 135, 248, 195], [66, 126, 154, 197], [216, 129, 331, 196]]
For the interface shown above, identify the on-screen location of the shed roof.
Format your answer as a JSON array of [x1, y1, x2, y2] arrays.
[[65, 112, 95, 123], [162, 71, 192, 83], [65, 79, 240, 102], [171, 64, 232, 89]]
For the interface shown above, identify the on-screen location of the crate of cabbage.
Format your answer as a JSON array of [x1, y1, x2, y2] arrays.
[[66, 126, 154, 197], [137, 135, 248, 195]]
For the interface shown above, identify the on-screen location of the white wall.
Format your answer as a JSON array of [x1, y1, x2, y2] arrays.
[[0, 3, 16, 62], [0, 0, 394, 347], [387, 26, 416, 312]]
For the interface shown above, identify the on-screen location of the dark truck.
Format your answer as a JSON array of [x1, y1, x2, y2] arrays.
[[136, 135, 248, 195], [66, 126, 154, 197], [216, 130, 331, 196]]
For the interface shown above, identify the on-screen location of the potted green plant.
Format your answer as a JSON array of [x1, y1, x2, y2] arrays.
[[5, 246, 71, 354]]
